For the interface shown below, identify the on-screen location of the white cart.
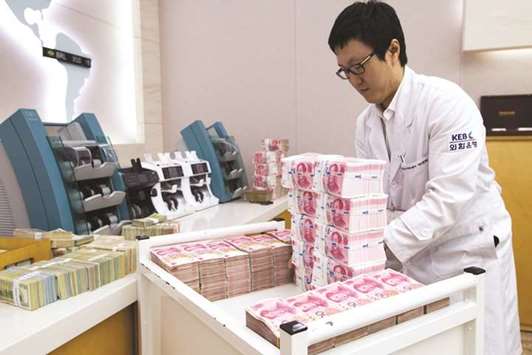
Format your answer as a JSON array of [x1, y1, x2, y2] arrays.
[[138, 221, 485, 355]]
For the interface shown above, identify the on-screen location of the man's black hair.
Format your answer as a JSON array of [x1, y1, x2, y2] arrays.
[[328, 1, 408, 66]]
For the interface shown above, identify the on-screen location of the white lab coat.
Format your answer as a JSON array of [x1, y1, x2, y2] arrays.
[[355, 67, 521, 355]]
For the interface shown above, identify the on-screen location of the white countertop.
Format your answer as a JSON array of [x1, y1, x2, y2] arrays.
[[177, 196, 288, 232], [0, 274, 137, 355], [0, 197, 289, 355]]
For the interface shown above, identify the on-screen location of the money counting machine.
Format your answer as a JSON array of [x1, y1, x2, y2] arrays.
[[181, 120, 248, 203], [0, 109, 128, 235], [121, 151, 218, 220]]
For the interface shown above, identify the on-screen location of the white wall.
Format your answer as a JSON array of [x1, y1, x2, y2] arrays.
[[0, 1, 141, 144], [159, 0, 532, 164], [463, 0, 532, 51], [0, 0, 163, 166], [160, 0, 297, 176], [159, 0, 466, 170], [462, 48, 532, 106]]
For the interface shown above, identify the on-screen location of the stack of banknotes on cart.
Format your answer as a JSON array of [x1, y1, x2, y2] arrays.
[[246, 269, 449, 353], [0, 235, 137, 310], [282, 153, 388, 291], [150, 230, 294, 301]]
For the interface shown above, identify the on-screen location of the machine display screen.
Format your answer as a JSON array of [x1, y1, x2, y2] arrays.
[[192, 163, 208, 175], [163, 166, 184, 179]]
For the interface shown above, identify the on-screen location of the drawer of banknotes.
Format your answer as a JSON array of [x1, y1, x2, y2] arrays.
[[0, 237, 52, 270]]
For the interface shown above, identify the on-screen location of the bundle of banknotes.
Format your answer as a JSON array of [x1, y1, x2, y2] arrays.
[[121, 217, 180, 240], [204, 240, 251, 297], [0, 267, 58, 310], [150, 230, 294, 300], [246, 269, 448, 352], [82, 235, 138, 274], [0, 235, 137, 310], [131, 213, 167, 227], [251, 139, 289, 200], [281, 153, 385, 196], [283, 153, 388, 291], [12, 228, 94, 257], [56, 248, 127, 287], [226, 234, 293, 291], [180, 241, 228, 301], [151, 244, 200, 291], [262, 139, 289, 153]]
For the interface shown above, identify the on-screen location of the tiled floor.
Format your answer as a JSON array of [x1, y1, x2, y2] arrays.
[[523, 331, 532, 354]]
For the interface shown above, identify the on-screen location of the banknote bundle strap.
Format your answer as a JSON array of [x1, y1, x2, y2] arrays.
[[12, 271, 44, 307]]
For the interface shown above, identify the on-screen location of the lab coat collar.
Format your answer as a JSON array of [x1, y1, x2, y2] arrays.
[[372, 66, 415, 125], [364, 66, 414, 180]]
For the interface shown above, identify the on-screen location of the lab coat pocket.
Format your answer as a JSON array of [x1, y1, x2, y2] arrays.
[[396, 156, 428, 210], [429, 221, 497, 280]]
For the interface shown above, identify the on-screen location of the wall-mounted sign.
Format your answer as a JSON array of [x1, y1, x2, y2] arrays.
[[481, 94, 532, 136], [42, 46, 91, 68]]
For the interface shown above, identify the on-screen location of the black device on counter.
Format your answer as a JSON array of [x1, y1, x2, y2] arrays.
[[480, 94, 532, 136]]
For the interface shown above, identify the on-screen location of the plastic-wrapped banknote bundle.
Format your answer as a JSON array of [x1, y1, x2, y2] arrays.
[[246, 297, 309, 347], [18, 259, 86, 300], [246, 269, 441, 352], [82, 235, 138, 274], [283, 153, 388, 291], [343, 275, 399, 301], [12, 228, 94, 257], [58, 249, 128, 287], [262, 139, 289, 153], [323, 226, 385, 270], [121, 220, 179, 240], [131, 213, 167, 227], [0, 267, 58, 310], [250, 139, 289, 200], [324, 194, 387, 232], [285, 291, 344, 321], [0, 238, 136, 311]]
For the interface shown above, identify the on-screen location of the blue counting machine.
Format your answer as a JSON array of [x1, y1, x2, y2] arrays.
[[181, 120, 248, 203], [0, 109, 128, 235]]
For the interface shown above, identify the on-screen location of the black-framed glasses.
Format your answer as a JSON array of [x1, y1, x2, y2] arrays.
[[336, 53, 374, 79]]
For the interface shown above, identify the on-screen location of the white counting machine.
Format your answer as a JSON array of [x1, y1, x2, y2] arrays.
[[130, 151, 218, 220]]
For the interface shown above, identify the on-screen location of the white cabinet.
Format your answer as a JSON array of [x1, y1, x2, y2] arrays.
[[463, 0, 532, 51]]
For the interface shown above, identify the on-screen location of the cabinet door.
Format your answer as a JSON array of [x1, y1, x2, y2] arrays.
[[487, 140, 532, 328]]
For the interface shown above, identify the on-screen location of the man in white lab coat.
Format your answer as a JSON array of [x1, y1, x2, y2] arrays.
[[328, 1, 521, 354]]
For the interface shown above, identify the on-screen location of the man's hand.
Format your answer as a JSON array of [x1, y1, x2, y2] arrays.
[[384, 243, 402, 272]]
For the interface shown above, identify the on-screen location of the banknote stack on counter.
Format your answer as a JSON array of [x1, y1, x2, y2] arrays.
[[81, 235, 138, 275], [0, 235, 137, 310], [246, 269, 450, 353], [251, 139, 289, 200], [121, 213, 180, 240], [13, 228, 94, 257], [281, 153, 388, 291], [150, 230, 293, 301]]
